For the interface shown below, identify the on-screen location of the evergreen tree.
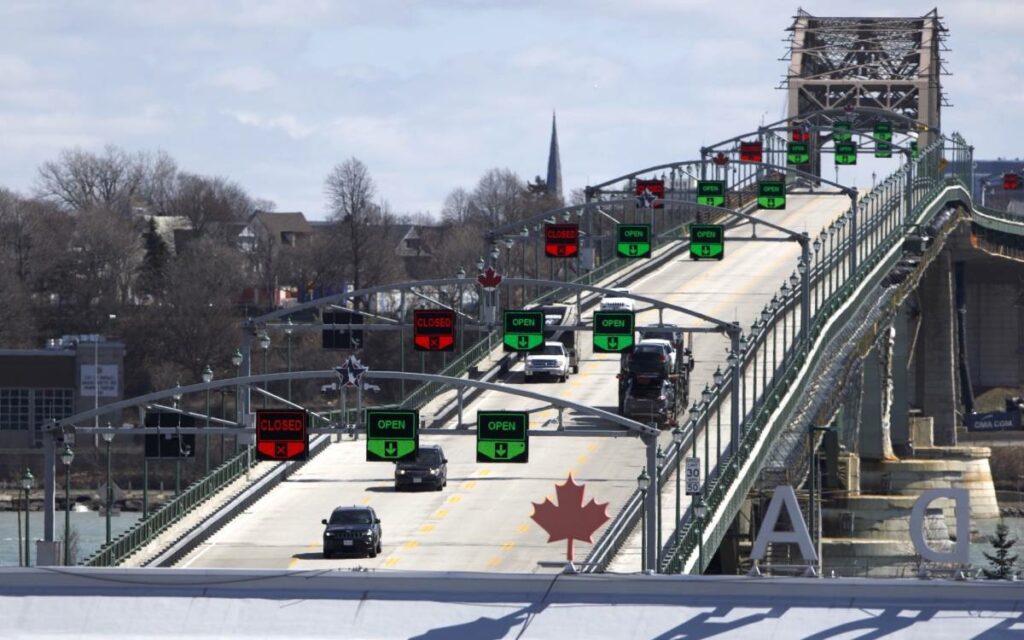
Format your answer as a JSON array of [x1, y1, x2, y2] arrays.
[[982, 522, 1019, 579], [139, 218, 169, 298]]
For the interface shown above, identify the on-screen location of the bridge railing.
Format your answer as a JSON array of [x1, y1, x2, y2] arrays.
[[659, 133, 973, 573], [580, 133, 974, 575], [80, 445, 258, 567]]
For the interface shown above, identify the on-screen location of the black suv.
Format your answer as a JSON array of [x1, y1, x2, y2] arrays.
[[394, 444, 448, 491], [322, 506, 382, 559]]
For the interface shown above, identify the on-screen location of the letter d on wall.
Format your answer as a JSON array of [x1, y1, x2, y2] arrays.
[[910, 488, 970, 564]]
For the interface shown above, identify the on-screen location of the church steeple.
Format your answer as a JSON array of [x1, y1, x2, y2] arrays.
[[546, 111, 563, 200]]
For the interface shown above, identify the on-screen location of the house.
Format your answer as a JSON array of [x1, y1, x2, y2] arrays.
[[238, 211, 314, 309], [238, 211, 313, 251]]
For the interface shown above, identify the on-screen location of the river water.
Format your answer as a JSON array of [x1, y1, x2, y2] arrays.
[[2, 510, 141, 566]]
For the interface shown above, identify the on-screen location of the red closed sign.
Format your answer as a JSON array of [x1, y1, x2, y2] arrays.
[[256, 409, 308, 460], [544, 223, 579, 258], [1004, 173, 1021, 190], [739, 140, 763, 163], [413, 309, 456, 351]]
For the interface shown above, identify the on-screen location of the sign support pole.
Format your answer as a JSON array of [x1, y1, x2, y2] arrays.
[[644, 434, 659, 573], [457, 388, 464, 429]]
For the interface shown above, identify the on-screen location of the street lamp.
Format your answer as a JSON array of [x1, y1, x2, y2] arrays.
[[21, 469, 33, 566], [695, 497, 708, 574], [171, 383, 183, 495], [713, 366, 724, 387], [456, 267, 466, 280], [102, 428, 114, 545], [231, 349, 243, 454], [637, 468, 650, 573], [284, 319, 294, 402], [93, 313, 117, 433], [202, 364, 213, 473], [60, 443, 74, 565], [656, 445, 666, 559], [672, 426, 685, 550], [476, 256, 485, 272], [258, 332, 271, 408]]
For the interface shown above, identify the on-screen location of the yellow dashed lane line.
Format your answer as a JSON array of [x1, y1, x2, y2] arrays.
[[419, 524, 435, 534]]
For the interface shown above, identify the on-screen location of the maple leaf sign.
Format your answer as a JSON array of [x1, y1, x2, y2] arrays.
[[530, 473, 610, 562]]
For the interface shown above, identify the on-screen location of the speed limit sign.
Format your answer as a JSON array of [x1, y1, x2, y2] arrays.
[[684, 457, 701, 495]]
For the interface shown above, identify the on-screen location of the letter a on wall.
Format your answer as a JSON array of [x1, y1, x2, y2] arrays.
[[749, 485, 817, 563]]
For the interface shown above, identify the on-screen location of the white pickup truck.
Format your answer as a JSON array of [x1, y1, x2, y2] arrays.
[[524, 342, 571, 383]]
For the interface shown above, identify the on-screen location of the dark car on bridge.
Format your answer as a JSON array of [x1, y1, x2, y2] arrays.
[[322, 506, 382, 559], [394, 444, 448, 491]]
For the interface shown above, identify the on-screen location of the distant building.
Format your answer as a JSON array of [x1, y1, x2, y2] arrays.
[[238, 211, 314, 251], [0, 336, 125, 451]]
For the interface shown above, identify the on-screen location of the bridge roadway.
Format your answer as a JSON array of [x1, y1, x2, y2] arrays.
[[178, 193, 851, 573]]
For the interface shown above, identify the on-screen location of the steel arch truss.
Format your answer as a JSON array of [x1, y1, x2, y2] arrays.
[[783, 9, 948, 149]]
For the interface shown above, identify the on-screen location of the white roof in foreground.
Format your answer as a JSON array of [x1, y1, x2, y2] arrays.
[[2, 568, 1023, 639]]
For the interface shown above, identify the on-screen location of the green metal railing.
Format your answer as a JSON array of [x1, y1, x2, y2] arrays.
[[658, 133, 974, 573], [81, 445, 258, 567]]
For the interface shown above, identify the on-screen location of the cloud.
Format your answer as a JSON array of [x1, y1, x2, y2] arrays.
[[206, 66, 279, 92], [222, 110, 315, 139]]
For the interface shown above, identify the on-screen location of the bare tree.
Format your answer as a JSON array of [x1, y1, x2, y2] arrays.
[[154, 238, 247, 380], [36, 145, 150, 215], [167, 173, 253, 237], [470, 168, 528, 227], [441, 187, 473, 225], [324, 158, 403, 301], [67, 207, 145, 312]]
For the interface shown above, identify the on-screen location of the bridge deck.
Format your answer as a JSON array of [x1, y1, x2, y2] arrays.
[[178, 193, 852, 574]]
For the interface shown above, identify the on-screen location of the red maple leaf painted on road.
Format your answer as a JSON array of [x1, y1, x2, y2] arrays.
[[530, 473, 610, 562]]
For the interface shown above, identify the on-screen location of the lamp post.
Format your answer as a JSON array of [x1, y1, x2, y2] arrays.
[[60, 443, 74, 565], [232, 349, 243, 453], [285, 319, 294, 401], [102, 429, 114, 544], [520, 226, 529, 301], [202, 364, 213, 474], [791, 268, 803, 345], [716, 364, 724, 464], [258, 332, 271, 408], [656, 445, 666, 561], [726, 347, 740, 456], [637, 468, 650, 573], [22, 469, 34, 566], [672, 426, 684, 550], [172, 384, 182, 495], [695, 498, 708, 574], [702, 383, 714, 478], [503, 238, 513, 308], [93, 313, 117, 434]]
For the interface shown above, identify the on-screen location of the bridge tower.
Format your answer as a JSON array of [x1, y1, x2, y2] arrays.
[[783, 9, 948, 167]]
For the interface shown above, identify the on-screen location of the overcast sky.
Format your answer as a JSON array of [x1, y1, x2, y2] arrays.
[[1, 1, 1021, 219]]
